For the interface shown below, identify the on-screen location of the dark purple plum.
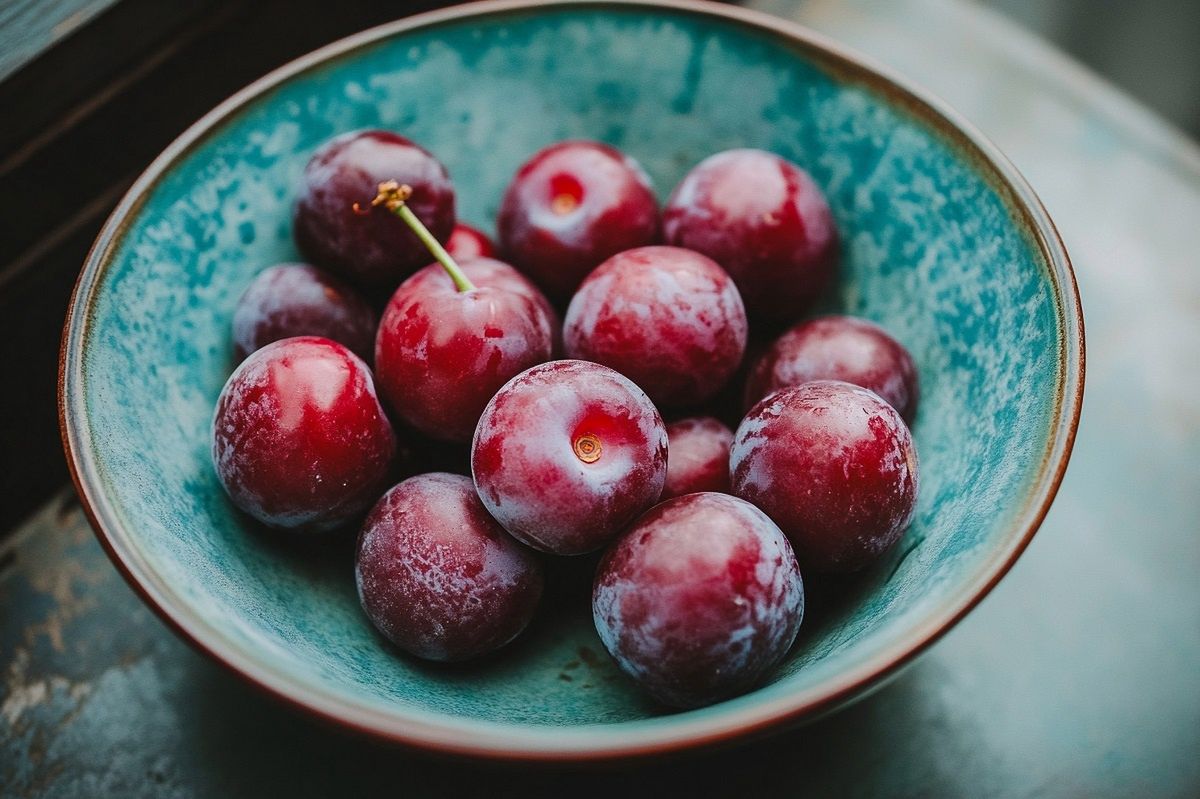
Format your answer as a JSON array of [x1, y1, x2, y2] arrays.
[[745, 315, 918, 420], [664, 148, 837, 325], [211, 337, 396, 533], [232, 263, 377, 363], [293, 130, 454, 291], [662, 416, 734, 499], [731, 380, 918, 573], [472, 360, 668, 556], [563, 246, 747, 408], [356, 473, 543, 661], [593, 492, 804, 708], [498, 141, 660, 300], [375, 259, 555, 443]]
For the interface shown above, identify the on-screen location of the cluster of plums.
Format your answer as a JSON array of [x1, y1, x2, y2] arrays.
[[211, 131, 920, 709]]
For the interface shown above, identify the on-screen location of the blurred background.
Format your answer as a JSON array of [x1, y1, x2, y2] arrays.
[[980, 0, 1198, 136], [0, 0, 1195, 536]]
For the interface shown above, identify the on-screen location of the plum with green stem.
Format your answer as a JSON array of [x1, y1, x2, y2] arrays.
[[367, 182, 555, 443]]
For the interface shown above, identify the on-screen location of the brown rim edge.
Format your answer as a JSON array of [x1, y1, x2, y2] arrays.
[[58, 0, 1085, 762]]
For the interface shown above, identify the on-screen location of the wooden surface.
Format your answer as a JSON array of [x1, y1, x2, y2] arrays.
[[0, 0, 120, 81], [0, 0, 683, 535], [0, 0, 447, 535], [4, 0, 1199, 795]]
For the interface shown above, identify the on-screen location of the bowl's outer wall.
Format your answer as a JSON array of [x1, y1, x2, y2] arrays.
[[76, 6, 1059, 728]]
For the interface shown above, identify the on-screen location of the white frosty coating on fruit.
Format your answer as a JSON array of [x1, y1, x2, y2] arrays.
[[471, 360, 667, 554], [728, 391, 789, 497], [756, 316, 914, 413], [782, 322, 882, 375], [232, 265, 360, 351], [664, 417, 733, 496], [667, 417, 732, 464], [402, 291, 546, 370], [476, 292, 554, 368], [376, 263, 555, 438], [229, 264, 375, 359], [388, 266, 545, 365], [673, 149, 789, 223], [734, 380, 906, 493], [731, 381, 919, 570], [237, 266, 322, 320], [212, 352, 274, 484], [592, 493, 803, 707], [666, 150, 779, 224], [503, 142, 658, 254], [666, 148, 837, 262], [211, 338, 390, 531], [623, 151, 656, 192], [562, 247, 747, 404], [354, 473, 540, 661], [571, 250, 742, 341]]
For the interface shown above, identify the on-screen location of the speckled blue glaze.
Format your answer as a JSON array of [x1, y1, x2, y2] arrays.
[[63, 2, 1075, 755]]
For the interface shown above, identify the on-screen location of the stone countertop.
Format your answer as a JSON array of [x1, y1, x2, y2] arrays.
[[3, 0, 1198, 795]]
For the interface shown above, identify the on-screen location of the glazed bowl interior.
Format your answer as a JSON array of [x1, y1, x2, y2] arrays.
[[61, 0, 1080, 759]]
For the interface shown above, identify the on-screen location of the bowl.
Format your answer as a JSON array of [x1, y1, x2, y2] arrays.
[[59, 0, 1083, 760]]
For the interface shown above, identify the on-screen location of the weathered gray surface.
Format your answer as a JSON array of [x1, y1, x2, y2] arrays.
[[3, 0, 1199, 795]]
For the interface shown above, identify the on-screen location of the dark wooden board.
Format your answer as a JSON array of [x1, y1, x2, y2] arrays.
[[0, 0, 448, 535]]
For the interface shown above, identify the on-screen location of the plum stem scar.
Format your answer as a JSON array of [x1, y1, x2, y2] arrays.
[[574, 433, 602, 463], [551, 193, 579, 214]]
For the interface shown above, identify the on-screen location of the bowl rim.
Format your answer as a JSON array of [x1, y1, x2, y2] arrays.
[[58, 0, 1085, 762]]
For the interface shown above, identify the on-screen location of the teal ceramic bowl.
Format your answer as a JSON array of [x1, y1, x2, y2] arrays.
[[60, 0, 1083, 760]]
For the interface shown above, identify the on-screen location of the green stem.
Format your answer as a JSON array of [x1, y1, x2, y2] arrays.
[[391, 203, 475, 292], [359, 181, 475, 292]]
